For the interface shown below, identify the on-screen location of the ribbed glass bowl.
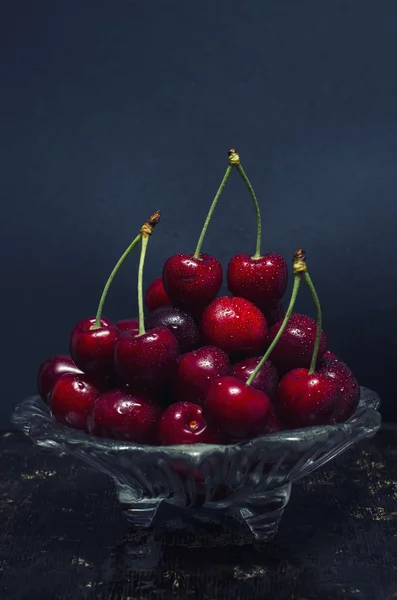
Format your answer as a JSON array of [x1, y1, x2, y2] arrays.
[[12, 387, 381, 540]]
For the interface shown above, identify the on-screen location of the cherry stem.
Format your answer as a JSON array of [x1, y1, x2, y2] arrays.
[[235, 163, 262, 259], [246, 274, 302, 386], [193, 164, 233, 259], [304, 271, 322, 374], [92, 233, 142, 330], [137, 235, 150, 336]]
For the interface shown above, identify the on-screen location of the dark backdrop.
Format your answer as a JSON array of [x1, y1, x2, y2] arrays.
[[1, 0, 397, 426]]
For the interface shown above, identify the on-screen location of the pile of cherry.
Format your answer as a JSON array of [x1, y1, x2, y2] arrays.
[[37, 150, 360, 446]]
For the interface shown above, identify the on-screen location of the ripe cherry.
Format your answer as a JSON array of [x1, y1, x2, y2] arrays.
[[201, 296, 268, 357], [87, 389, 161, 443], [50, 372, 104, 431], [70, 317, 119, 377], [157, 402, 219, 445], [317, 357, 360, 422], [276, 368, 338, 428], [37, 355, 82, 403], [205, 376, 271, 441], [116, 317, 140, 336], [146, 306, 200, 354], [175, 346, 230, 406]]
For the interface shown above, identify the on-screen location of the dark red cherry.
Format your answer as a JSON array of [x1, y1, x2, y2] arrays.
[[201, 296, 268, 358], [157, 402, 219, 445], [114, 327, 179, 390], [268, 313, 327, 375], [116, 317, 140, 336], [231, 357, 278, 399], [37, 355, 82, 403], [175, 346, 230, 406], [50, 372, 104, 431], [205, 376, 271, 440], [146, 306, 200, 354], [145, 276, 171, 312], [162, 253, 222, 312], [87, 389, 161, 443], [227, 253, 288, 312], [317, 358, 360, 422], [70, 317, 119, 377], [275, 368, 338, 428]]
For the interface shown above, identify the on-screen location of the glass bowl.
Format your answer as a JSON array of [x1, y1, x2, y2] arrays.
[[12, 387, 381, 541]]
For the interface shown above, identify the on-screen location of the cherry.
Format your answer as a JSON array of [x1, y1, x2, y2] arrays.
[[317, 357, 360, 422], [163, 253, 222, 312], [231, 357, 278, 399], [205, 376, 271, 440], [115, 328, 179, 390], [262, 407, 283, 434], [145, 276, 171, 312], [50, 372, 104, 431], [157, 402, 219, 445], [175, 346, 230, 406], [37, 355, 82, 403], [268, 313, 327, 374], [201, 296, 268, 357], [227, 253, 288, 313], [276, 368, 338, 428], [70, 317, 119, 377], [116, 317, 140, 335], [146, 306, 200, 354], [87, 389, 161, 443]]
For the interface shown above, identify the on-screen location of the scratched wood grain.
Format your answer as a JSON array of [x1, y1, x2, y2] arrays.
[[1, 430, 397, 600]]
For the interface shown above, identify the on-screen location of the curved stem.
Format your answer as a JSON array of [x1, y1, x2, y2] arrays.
[[92, 233, 142, 330], [193, 165, 233, 259], [246, 275, 302, 386], [137, 235, 150, 336], [235, 163, 262, 259], [304, 271, 322, 374]]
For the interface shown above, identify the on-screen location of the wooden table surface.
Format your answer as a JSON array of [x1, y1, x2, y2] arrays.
[[1, 429, 397, 599]]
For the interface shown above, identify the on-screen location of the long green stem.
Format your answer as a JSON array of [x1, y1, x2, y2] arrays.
[[246, 275, 302, 386], [137, 235, 150, 336], [235, 163, 262, 259], [92, 233, 142, 330], [304, 271, 322, 374], [193, 165, 233, 259]]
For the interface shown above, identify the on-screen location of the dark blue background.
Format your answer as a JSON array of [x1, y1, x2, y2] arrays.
[[2, 0, 396, 426]]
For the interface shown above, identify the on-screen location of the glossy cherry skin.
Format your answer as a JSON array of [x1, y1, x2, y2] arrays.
[[227, 253, 288, 312], [157, 402, 219, 445], [50, 372, 104, 431], [275, 368, 338, 428], [70, 317, 119, 377], [116, 318, 140, 336], [205, 376, 271, 440], [146, 306, 200, 354], [87, 389, 161, 443], [231, 357, 278, 399], [268, 313, 327, 375], [114, 327, 179, 390], [317, 358, 360, 422], [175, 346, 230, 406], [162, 253, 222, 312], [262, 407, 283, 434], [37, 355, 83, 403], [145, 277, 171, 312], [201, 296, 268, 358]]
